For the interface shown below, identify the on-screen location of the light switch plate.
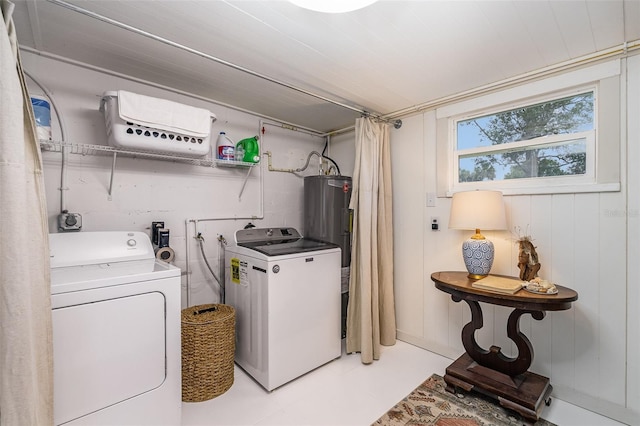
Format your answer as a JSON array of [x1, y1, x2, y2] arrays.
[[426, 192, 436, 207]]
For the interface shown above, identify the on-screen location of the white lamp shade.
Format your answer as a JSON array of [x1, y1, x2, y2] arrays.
[[449, 190, 507, 231]]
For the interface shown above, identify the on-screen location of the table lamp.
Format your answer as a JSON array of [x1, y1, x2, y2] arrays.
[[449, 190, 507, 279]]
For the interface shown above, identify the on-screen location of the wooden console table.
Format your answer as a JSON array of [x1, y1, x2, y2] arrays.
[[431, 271, 578, 423]]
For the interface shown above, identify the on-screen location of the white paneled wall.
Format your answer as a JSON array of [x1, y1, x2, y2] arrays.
[[627, 53, 640, 423], [392, 58, 639, 424], [22, 52, 329, 309]]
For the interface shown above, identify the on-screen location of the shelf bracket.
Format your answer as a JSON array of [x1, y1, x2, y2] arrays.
[[238, 165, 253, 201], [108, 151, 117, 198]]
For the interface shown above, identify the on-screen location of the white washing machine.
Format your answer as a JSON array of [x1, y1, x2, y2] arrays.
[[49, 231, 181, 426], [225, 227, 342, 391]]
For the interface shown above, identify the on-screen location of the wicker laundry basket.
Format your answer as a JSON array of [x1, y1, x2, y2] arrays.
[[181, 304, 235, 402]]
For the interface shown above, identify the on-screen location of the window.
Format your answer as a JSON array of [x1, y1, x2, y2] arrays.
[[435, 59, 621, 196], [455, 91, 595, 186]]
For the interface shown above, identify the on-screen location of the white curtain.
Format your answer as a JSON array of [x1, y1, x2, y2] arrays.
[[0, 1, 54, 424], [346, 117, 396, 364]]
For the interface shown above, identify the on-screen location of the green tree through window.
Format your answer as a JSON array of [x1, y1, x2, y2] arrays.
[[457, 92, 594, 182]]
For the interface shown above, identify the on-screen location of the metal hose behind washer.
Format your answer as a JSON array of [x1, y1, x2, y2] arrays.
[[197, 233, 224, 303]]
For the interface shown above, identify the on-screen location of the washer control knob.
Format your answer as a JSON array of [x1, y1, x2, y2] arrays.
[[127, 239, 137, 247], [266, 228, 274, 237]]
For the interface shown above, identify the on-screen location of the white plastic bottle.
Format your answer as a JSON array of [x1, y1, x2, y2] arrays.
[[216, 132, 234, 160], [31, 95, 52, 140]]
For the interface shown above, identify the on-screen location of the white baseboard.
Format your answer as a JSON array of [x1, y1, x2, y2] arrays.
[[552, 383, 638, 425], [396, 331, 459, 361]]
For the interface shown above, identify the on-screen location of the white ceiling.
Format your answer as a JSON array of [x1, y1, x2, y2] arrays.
[[10, 0, 640, 133]]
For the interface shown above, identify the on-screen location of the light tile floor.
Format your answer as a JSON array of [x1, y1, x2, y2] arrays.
[[182, 340, 625, 426]]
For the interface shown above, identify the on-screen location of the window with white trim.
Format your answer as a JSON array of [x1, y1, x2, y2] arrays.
[[454, 90, 595, 188], [435, 59, 621, 196]]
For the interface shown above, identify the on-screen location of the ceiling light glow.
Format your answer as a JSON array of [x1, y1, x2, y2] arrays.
[[289, 0, 377, 13]]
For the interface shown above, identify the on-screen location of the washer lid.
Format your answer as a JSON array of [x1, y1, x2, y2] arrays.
[[238, 238, 339, 257], [234, 227, 340, 256]]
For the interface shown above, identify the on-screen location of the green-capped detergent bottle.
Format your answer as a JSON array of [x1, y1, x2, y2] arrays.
[[235, 136, 260, 163]]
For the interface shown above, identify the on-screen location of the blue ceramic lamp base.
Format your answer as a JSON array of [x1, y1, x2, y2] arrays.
[[462, 237, 495, 280]]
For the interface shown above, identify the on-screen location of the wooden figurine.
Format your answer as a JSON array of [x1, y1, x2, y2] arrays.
[[517, 236, 541, 281]]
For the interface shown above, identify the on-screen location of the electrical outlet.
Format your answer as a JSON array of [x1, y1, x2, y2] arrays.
[[431, 217, 439, 231]]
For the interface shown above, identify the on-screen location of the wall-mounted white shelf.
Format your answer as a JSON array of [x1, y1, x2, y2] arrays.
[[214, 158, 257, 168], [39, 140, 258, 198]]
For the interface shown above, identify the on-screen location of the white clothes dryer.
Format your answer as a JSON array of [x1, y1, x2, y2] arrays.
[[225, 227, 342, 392], [49, 231, 181, 426]]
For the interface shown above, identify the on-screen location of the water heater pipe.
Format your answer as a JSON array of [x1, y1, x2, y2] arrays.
[[295, 151, 323, 173], [264, 151, 297, 174]]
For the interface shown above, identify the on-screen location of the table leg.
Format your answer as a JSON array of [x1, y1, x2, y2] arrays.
[[445, 296, 552, 421], [455, 296, 545, 376]]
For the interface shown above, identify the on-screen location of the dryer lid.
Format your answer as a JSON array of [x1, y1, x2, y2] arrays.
[[49, 231, 155, 268]]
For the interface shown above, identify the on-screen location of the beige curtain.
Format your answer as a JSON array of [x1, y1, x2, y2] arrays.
[[0, 1, 54, 424], [346, 117, 396, 364]]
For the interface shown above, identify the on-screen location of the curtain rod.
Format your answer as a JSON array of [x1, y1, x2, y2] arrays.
[[46, 0, 390, 122]]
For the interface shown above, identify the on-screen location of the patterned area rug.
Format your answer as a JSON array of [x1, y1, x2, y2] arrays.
[[372, 374, 556, 426]]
